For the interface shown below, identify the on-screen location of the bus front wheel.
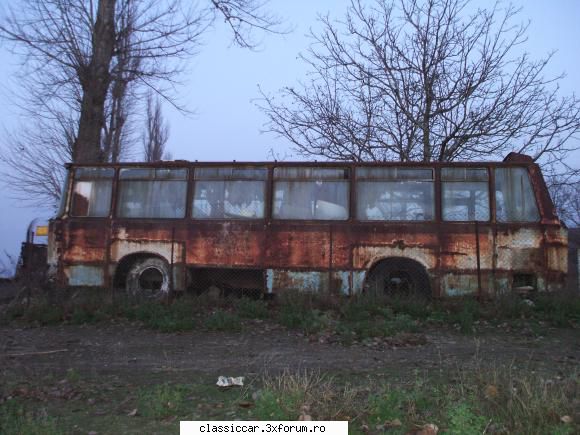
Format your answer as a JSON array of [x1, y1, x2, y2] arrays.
[[126, 257, 170, 299]]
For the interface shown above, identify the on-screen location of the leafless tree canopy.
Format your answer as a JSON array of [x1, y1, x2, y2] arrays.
[[0, 0, 283, 207], [143, 94, 170, 162], [546, 174, 580, 228], [261, 0, 580, 167]]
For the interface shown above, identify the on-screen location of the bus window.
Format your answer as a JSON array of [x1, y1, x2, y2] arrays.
[[192, 167, 267, 219], [495, 167, 539, 222], [57, 171, 70, 217], [442, 168, 490, 221], [273, 168, 349, 220], [356, 167, 434, 221], [117, 168, 187, 218], [70, 167, 114, 217]]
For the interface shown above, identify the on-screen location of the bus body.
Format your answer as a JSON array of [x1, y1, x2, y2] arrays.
[[47, 153, 568, 298]]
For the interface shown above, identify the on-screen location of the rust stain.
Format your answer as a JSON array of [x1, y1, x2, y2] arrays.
[[47, 158, 569, 294]]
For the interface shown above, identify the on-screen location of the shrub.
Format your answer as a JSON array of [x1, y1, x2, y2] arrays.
[[237, 298, 269, 319]]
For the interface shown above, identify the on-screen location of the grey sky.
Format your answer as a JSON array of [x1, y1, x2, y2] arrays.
[[1, 0, 579, 270]]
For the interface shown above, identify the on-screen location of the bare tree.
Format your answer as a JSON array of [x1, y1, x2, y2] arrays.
[[143, 94, 170, 162], [0, 0, 207, 163], [0, 250, 18, 278], [0, 0, 284, 207], [0, 0, 283, 162], [546, 171, 580, 228], [101, 1, 143, 163], [0, 106, 75, 208], [260, 0, 580, 167]]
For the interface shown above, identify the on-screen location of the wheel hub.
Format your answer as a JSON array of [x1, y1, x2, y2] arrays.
[[138, 267, 164, 294]]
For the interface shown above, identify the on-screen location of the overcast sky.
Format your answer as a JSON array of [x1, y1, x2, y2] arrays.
[[1, 0, 579, 272]]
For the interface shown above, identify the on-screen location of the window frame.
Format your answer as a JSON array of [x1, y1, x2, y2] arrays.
[[191, 166, 268, 221], [69, 167, 116, 218], [116, 167, 189, 219], [494, 166, 540, 223], [355, 167, 435, 222], [272, 166, 351, 222], [441, 167, 491, 223]]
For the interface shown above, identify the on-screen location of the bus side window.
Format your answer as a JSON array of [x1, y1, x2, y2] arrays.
[[442, 168, 490, 221], [356, 168, 434, 221], [495, 168, 539, 222], [117, 168, 187, 218], [192, 167, 267, 220], [272, 168, 349, 221], [70, 168, 114, 217]]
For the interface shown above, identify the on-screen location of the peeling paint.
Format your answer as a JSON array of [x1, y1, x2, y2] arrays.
[[352, 271, 366, 294], [66, 265, 104, 286], [271, 270, 322, 292], [442, 274, 478, 296], [48, 159, 568, 296]]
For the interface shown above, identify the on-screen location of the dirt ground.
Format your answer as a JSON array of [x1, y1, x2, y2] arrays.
[[2, 321, 579, 385]]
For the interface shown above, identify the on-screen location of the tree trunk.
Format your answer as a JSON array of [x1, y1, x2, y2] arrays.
[[74, 0, 117, 164]]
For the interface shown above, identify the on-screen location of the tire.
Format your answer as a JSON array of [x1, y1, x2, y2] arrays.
[[364, 258, 431, 299], [126, 257, 170, 299]]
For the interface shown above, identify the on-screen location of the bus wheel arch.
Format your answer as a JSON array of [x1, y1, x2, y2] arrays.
[[363, 256, 431, 298], [114, 253, 171, 298]]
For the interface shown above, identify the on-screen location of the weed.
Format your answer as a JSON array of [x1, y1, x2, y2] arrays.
[[65, 368, 81, 384], [446, 401, 487, 435], [237, 298, 269, 319], [254, 388, 302, 420], [70, 305, 107, 324], [137, 383, 188, 419], [204, 310, 242, 332], [492, 293, 533, 320], [388, 296, 432, 318], [449, 299, 481, 334], [367, 389, 406, 424], [471, 367, 579, 434], [123, 302, 196, 332], [534, 292, 580, 327], [25, 304, 64, 325], [254, 370, 359, 421], [0, 400, 60, 435], [276, 305, 330, 335], [337, 312, 419, 343]]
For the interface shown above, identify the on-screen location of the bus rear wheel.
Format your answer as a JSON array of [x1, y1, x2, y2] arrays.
[[126, 257, 170, 299], [365, 258, 431, 299]]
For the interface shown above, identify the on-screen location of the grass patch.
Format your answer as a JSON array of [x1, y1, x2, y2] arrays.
[[276, 305, 331, 335], [253, 370, 358, 421], [2, 289, 579, 338], [137, 383, 188, 419], [533, 292, 580, 327], [123, 301, 196, 332], [204, 310, 242, 332], [0, 400, 61, 435], [1, 367, 577, 434], [237, 298, 270, 319]]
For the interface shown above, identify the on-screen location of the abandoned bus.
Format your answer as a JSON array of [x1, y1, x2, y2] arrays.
[[47, 152, 567, 298]]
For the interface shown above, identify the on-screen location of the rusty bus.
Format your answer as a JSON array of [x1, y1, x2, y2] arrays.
[[47, 152, 567, 298]]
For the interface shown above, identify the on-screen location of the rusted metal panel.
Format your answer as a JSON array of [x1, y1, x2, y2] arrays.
[[266, 225, 331, 268], [352, 244, 437, 271], [270, 270, 324, 292], [187, 221, 265, 267], [62, 223, 109, 263], [48, 157, 569, 296], [267, 269, 352, 294], [439, 228, 493, 270], [110, 238, 183, 264]]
